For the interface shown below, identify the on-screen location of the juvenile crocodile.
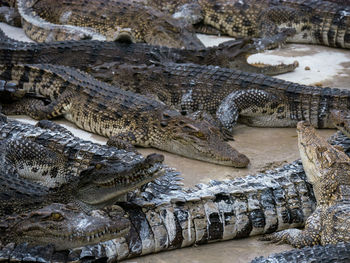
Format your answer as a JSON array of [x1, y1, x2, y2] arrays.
[[0, 63, 249, 167], [87, 62, 350, 131], [0, 29, 298, 76], [260, 121, 350, 247], [251, 242, 350, 263], [0, 158, 318, 261], [146, 0, 350, 49], [1, 203, 131, 250], [15, 0, 205, 49], [0, 116, 166, 211]]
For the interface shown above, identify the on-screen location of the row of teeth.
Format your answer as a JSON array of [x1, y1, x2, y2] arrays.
[[48, 227, 120, 241]]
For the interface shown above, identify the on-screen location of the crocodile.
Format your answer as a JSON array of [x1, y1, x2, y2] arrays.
[[0, 158, 319, 261], [251, 242, 350, 263], [86, 62, 350, 132], [0, 115, 166, 212], [2, 127, 350, 261], [145, 0, 350, 49], [0, 28, 298, 76], [14, 0, 206, 49], [259, 121, 350, 248], [0, 203, 131, 250], [0, 63, 250, 167]]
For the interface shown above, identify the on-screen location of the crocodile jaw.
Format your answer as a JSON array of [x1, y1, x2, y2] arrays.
[[157, 138, 249, 167], [9, 203, 130, 250], [76, 163, 165, 208]]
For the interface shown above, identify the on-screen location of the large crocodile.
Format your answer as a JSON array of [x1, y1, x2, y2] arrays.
[[146, 0, 350, 49], [0, 63, 249, 167], [0, 28, 298, 76], [0, 158, 317, 261], [86, 62, 350, 131], [0, 115, 167, 212], [260, 121, 350, 248], [14, 0, 205, 49]]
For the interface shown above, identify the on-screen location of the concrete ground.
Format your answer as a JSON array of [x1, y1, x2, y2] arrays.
[[1, 23, 350, 262]]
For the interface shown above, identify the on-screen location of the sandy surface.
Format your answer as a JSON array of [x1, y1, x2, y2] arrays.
[[1, 23, 350, 262]]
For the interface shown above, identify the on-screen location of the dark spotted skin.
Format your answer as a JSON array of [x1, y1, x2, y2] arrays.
[[0, 63, 249, 167], [260, 122, 350, 248], [330, 109, 350, 138], [88, 62, 350, 130], [0, 159, 318, 261], [2, 131, 350, 262], [146, 0, 350, 49], [0, 116, 165, 211], [251, 242, 350, 263], [0, 28, 297, 76], [16, 0, 204, 49]]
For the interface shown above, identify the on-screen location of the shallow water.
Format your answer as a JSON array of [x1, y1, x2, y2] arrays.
[[1, 23, 350, 262]]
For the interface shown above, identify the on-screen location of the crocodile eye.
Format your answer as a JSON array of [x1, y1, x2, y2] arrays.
[[50, 213, 64, 221], [194, 131, 205, 139], [95, 163, 103, 170]]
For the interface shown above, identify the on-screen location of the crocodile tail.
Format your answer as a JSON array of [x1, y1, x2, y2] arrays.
[[251, 243, 350, 263]]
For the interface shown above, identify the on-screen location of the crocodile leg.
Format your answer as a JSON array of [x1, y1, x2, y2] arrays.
[[1, 91, 73, 119], [259, 208, 322, 248], [107, 132, 138, 152], [216, 89, 278, 131]]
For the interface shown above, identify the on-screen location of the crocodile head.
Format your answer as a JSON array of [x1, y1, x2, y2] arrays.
[[208, 39, 299, 75], [153, 111, 249, 167], [4, 203, 130, 250], [3, 131, 165, 210], [74, 153, 165, 209], [143, 9, 204, 49], [297, 121, 350, 204]]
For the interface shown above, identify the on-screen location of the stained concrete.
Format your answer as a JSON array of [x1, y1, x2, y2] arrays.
[[1, 23, 350, 262]]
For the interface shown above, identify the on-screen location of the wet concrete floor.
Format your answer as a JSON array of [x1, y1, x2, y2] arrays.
[[2, 24, 350, 262]]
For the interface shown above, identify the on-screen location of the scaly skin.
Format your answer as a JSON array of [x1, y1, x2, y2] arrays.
[[0, 28, 297, 76], [260, 122, 350, 248], [0, 158, 319, 261], [1, 130, 350, 261], [1, 203, 131, 250], [251, 242, 350, 263], [0, 63, 249, 167], [2, 131, 350, 261], [88, 62, 350, 131], [0, 166, 53, 217], [330, 109, 350, 138], [146, 0, 350, 49], [0, 116, 166, 211], [15, 0, 204, 49]]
